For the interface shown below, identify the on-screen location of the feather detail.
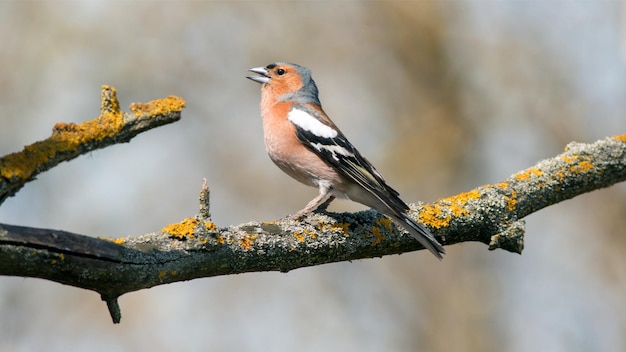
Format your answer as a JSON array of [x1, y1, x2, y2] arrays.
[[288, 105, 407, 213]]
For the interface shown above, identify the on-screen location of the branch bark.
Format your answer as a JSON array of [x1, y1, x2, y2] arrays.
[[0, 86, 185, 204], [0, 88, 624, 323]]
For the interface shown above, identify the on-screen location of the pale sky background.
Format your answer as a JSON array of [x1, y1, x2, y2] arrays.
[[0, 1, 625, 351]]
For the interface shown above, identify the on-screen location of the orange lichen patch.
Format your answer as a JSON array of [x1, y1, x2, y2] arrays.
[[492, 182, 509, 190], [157, 270, 177, 281], [239, 233, 256, 250], [293, 229, 317, 242], [560, 154, 595, 174], [0, 142, 57, 180], [216, 234, 225, 245], [375, 218, 394, 232], [0, 101, 124, 181], [420, 189, 481, 229], [204, 221, 217, 231], [419, 205, 450, 229], [569, 160, 594, 174], [451, 189, 481, 204], [331, 222, 351, 236], [130, 96, 186, 117], [612, 134, 626, 142], [161, 217, 198, 240], [112, 237, 126, 244], [562, 155, 577, 164], [514, 167, 544, 181], [52, 122, 79, 133], [55, 107, 124, 145], [371, 226, 385, 246], [505, 190, 518, 211], [293, 232, 305, 242]]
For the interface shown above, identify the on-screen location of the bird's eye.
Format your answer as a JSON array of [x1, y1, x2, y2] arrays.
[[276, 68, 286, 75]]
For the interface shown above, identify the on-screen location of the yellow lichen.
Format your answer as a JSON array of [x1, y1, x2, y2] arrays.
[[293, 232, 305, 242], [130, 96, 186, 117], [293, 229, 316, 242], [505, 190, 518, 211], [0, 139, 67, 180], [331, 222, 351, 236], [420, 189, 481, 229], [51, 252, 65, 265], [216, 234, 225, 245], [0, 86, 185, 185], [514, 167, 543, 181], [371, 226, 385, 246], [204, 221, 217, 231], [112, 237, 126, 244], [161, 217, 198, 239], [157, 270, 177, 281], [569, 160, 594, 174], [368, 218, 394, 245], [239, 233, 256, 250], [493, 182, 509, 190], [0, 89, 124, 181], [419, 204, 450, 229], [559, 155, 595, 175], [375, 218, 394, 232], [612, 134, 626, 142], [562, 155, 576, 164]]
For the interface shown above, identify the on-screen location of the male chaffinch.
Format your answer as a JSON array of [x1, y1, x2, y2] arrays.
[[247, 62, 445, 259]]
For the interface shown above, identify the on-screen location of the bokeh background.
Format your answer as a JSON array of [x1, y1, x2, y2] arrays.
[[1, 1, 625, 351]]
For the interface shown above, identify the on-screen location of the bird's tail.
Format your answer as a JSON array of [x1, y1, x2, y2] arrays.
[[388, 213, 445, 260]]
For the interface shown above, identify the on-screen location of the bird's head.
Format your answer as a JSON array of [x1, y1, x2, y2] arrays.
[[247, 62, 320, 105]]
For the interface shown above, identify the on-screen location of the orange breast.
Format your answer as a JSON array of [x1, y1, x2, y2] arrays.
[[262, 102, 341, 188]]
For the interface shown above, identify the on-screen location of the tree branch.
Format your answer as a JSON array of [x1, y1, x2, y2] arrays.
[[1, 91, 624, 324], [0, 85, 185, 204]]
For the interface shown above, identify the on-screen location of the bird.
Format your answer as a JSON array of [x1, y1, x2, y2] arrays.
[[247, 62, 445, 259]]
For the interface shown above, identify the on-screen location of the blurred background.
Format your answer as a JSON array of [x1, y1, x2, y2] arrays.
[[1, 1, 625, 351]]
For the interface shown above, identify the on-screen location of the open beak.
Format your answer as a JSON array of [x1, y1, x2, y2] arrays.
[[247, 66, 270, 84]]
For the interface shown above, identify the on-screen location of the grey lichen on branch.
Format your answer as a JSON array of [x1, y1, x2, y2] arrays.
[[0, 85, 186, 205], [198, 178, 212, 221]]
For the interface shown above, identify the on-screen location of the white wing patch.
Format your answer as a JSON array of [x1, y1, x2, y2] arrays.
[[311, 143, 354, 161], [288, 108, 338, 138]]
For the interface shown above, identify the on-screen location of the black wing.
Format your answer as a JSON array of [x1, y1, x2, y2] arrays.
[[289, 105, 409, 213]]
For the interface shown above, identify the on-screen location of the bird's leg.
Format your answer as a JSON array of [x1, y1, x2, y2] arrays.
[[287, 186, 334, 220], [315, 195, 336, 212]]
